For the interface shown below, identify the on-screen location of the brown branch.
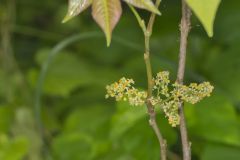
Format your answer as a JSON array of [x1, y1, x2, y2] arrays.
[[145, 48, 167, 160], [146, 100, 167, 160], [176, 1, 192, 160], [144, 1, 167, 160]]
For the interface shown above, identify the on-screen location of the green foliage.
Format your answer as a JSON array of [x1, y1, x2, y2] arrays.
[[201, 145, 240, 160], [186, 0, 221, 37], [110, 101, 147, 140], [185, 93, 240, 147], [0, 107, 13, 132], [11, 108, 43, 160], [1, 0, 240, 159], [53, 133, 94, 160], [0, 134, 29, 160], [29, 49, 93, 97]]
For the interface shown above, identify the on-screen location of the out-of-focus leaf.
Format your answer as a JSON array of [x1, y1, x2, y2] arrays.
[[201, 145, 240, 160], [30, 49, 93, 97], [64, 105, 114, 136], [62, 0, 92, 23], [0, 70, 5, 97], [186, 0, 221, 37], [202, 45, 240, 101], [92, 0, 122, 46], [61, 104, 114, 159], [0, 134, 29, 160], [110, 101, 177, 144], [52, 133, 94, 160], [0, 106, 13, 132], [108, 102, 177, 159], [11, 108, 43, 160], [214, 3, 240, 44], [185, 92, 240, 146], [0, 69, 27, 102], [110, 101, 146, 140]]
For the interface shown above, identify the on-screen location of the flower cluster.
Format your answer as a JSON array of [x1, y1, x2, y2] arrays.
[[153, 71, 170, 97], [105, 77, 147, 106], [172, 82, 214, 104], [162, 100, 180, 127], [106, 71, 214, 127], [151, 71, 214, 127]]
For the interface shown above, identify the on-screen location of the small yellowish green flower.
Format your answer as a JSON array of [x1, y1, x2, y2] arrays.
[[106, 77, 147, 106], [162, 100, 180, 127], [149, 96, 161, 106], [153, 71, 170, 97], [172, 82, 214, 104], [128, 88, 147, 106]]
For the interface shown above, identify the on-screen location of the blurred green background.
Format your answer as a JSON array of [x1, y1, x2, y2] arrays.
[[1, 0, 240, 160]]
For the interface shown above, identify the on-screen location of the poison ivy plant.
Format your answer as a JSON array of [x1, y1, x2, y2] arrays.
[[63, 0, 160, 46], [1, 0, 239, 160]]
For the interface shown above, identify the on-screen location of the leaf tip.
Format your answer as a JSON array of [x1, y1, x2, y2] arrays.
[[62, 15, 72, 23], [103, 29, 112, 47], [207, 31, 214, 37], [155, 10, 161, 16], [106, 36, 111, 47], [151, 7, 161, 16], [205, 26, 214, 37]]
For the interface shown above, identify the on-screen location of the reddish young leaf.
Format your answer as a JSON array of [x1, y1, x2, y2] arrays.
[[92, 0, 122, 46], [62, 0, 92, 23]]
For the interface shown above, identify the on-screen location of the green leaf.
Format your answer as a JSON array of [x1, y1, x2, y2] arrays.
[[110, 101, 146, 140], [202, 44, 240, 101], [107, 102, 177, 159], [201, 145, 240, 160], [31, 49, 92, 97], [92, 0, 122, 46], [53, 133, 94, 160], [185, 92, 240, 146], [62, 0, 92, 23], [124, 0, 161, 15], [11, 108, 43, 160], [110, 101, 177, 145], [186, 0, 221, 37], [0, 135, 29, 160], [64, 105, 114, 135], [0, 106, 13, 132]]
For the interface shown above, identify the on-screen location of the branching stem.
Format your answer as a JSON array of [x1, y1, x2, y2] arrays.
[[144, 7, 167, 160], [128, 0, 167, 159], [128, 1, 167, 159], [177, 1, 192, 160]]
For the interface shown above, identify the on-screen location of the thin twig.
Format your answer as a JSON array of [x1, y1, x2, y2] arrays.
[[176, 1, 192, 160], [143, 1, 167, 160], [146, 101, 167, 160]]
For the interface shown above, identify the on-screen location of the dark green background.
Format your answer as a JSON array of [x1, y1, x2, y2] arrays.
[[0, 0, 240, 159]]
